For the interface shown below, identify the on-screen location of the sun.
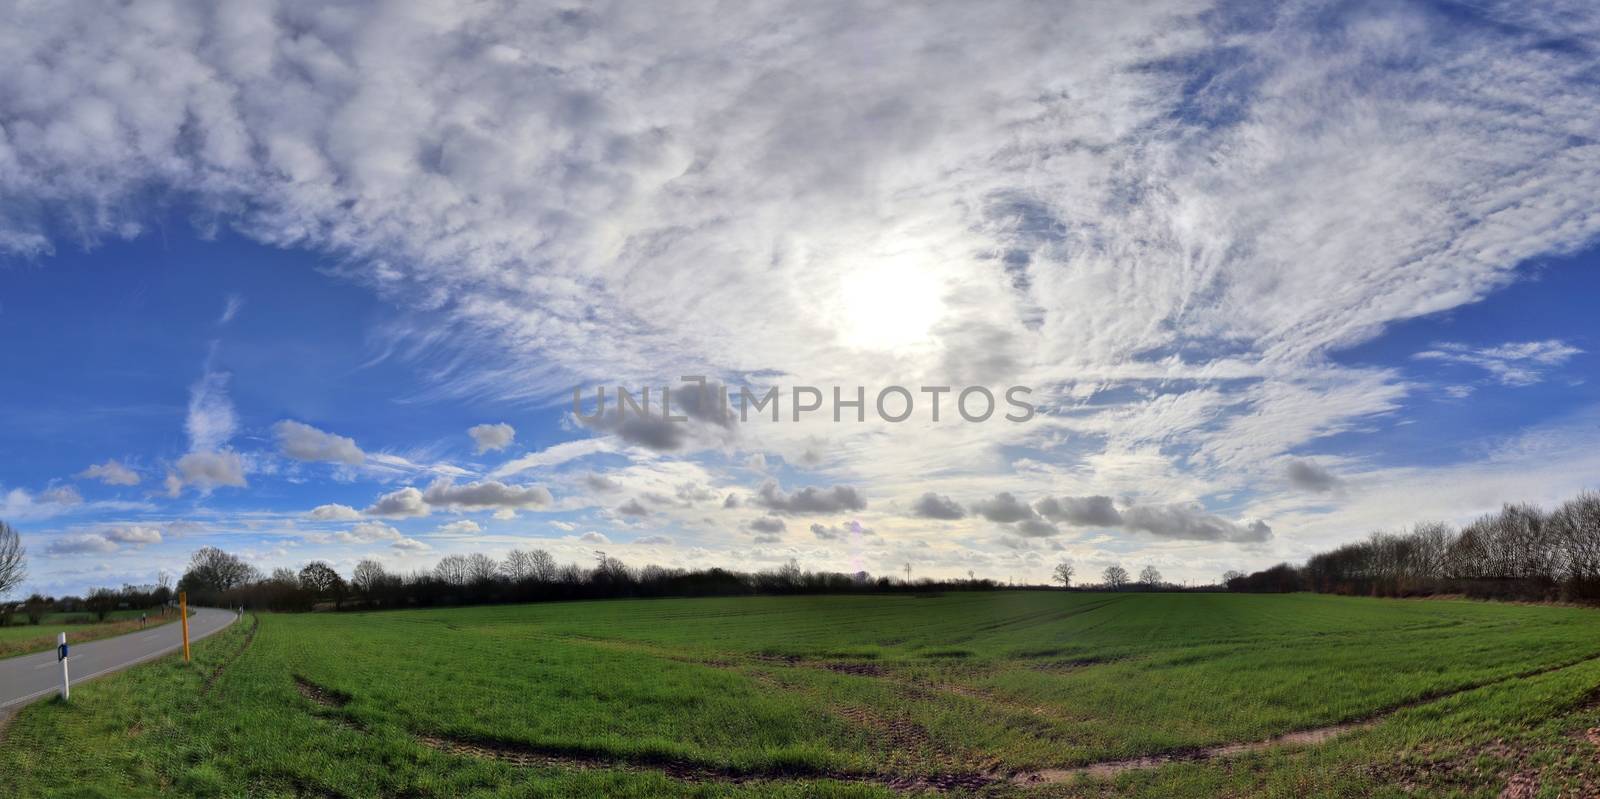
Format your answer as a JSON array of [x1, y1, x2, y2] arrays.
[[834, 253, 946, 353]]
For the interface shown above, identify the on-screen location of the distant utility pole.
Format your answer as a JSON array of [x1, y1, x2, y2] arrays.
[[904, 562, 912, 583]]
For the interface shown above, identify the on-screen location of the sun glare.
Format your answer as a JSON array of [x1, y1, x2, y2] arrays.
[[835, 255, 946, 353]]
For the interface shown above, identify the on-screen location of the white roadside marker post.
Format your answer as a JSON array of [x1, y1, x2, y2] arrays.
[[57, 632, 70, 701]]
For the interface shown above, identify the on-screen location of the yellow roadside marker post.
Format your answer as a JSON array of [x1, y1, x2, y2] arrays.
[[180, 591, 191, 662]]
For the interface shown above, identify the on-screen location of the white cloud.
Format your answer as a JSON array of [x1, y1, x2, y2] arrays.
[[1284, 460, 1342, 493], [43, 523, 162, 556], [185, 367, 236, 454], [492, 439, 615, 478], [753, 481, 867, 515], [971, 492, 1036, 524], [1034, 496, 1122, 527], [348, 521, 402, 542], [38, 486, 82, 506], [435, 520, 483, 537], [175, 451, 247, 492], [421, 478, 552, 512], [468, 423, 516, 454], [307, 503, 363, 521], [274, 420, 366, 465], [46, 534, 119, 555], [102, 525, 162, 545], [1414, 340, 1584, 386], [366, 487, 430, 518], [219, 293, 244, 324], [80, 460, 140, 486], [910, 492, 965, 520], [634, 535, 674, 545], [579, 531, 611, 544]]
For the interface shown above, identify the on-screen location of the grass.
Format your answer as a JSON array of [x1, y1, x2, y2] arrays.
[[0, 610, 180, 659], [5, 592, 1600, 797]]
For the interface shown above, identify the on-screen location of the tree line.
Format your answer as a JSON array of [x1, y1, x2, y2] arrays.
[[1225, 491, 1600, 601], [174, 546, 1030, 611]]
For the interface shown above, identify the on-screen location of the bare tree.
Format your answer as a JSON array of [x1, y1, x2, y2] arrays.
[[434, 554, 471, 586], [1554, 493, 1600, 588], [1103, 564, 1129, 589], [351, 559, 389, 596], [1052, 560, 1075, 588], [0, 521, 25, 600], [466, 553, 499, 584], [502, 549, 536, 582], [529, 549, 558, 582], [1139, 565, 1162, 587]]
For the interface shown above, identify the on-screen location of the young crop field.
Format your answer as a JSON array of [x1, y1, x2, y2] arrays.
[[6, 592, 1600, 797]]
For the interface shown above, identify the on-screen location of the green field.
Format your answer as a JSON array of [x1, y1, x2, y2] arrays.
[[6, 592, 1600, 797], [0, 610, 178, 659]]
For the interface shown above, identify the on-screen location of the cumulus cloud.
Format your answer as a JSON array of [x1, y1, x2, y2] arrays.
[[365, 487, 430, 518], [79, 460, 139, 486], [434, 520, 483, 537], [1285, 460, 1342, 493], [307, 503, 362, 521], [580, 531, 611, 544], [580, 413, 691, 452], [809, 522, 841, 541], [175, 451, 247, 492], [0, 487, 85, 521], [102, 525, 162, 545], [617, 498, 650, 517], [1414, 340, 1583, 386], [469, 423, 516, 454], [39, 486, 82, 506], [347, 521, 403, 542], [971, 492, 1036, 524], [753, 481, 866, 515], [748, 516, 787, 534], [1120, 504, 1272, 543], [274, 420, 365, 465], [171, 356, 246, 494], [634, 535, 674, 545], [1034, 495, 1122, 526], [1015, 518, 1060, 538], [585, 473, 623, 493], [910, 492, 965, 520], [421, 479, 553, 512], [45, 524, 161, 555], [809, 521, 873, 541], [392, 537, 431, 552]]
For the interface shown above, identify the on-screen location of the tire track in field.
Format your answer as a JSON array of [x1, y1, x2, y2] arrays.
[[201, 613, 258, 697], [1007, 645, 1600, 785], [291, 670, 998, 793]]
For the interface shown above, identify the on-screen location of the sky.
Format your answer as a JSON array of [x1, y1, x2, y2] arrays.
[[3, 0, 1600, 597]]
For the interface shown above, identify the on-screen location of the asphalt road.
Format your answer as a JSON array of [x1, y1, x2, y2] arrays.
[[0, 607, 238, 712]]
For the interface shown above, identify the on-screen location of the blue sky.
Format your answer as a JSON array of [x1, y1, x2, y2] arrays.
[[3, 0, 1600, 596]]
